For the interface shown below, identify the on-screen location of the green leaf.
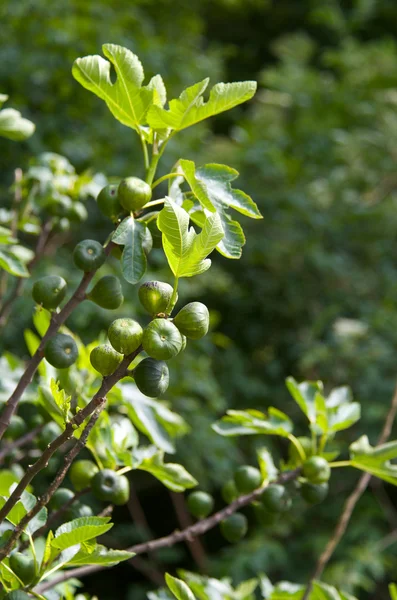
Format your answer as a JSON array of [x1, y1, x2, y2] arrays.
[[0, 107, 35, 141], [38, 385, 68, 429], [133, 447, 198, 492], [50, 378, 71, 426], [52, 517, 113, 551], [33, 306, 51, 337], [72, 44, 153, 131], [314, 392, 328, 434], [212, 408, 293, 438], [158, 198, 223, 278], [147, 80, 257, 132], [286, 377, 322, 424], [0, 470, 20, 496], [257, 447, 278, 482], [0, 248, 29, 277], [112, 216, 148, 284], [389, 584, 397, 600], [349, 436, 397, 485], [327, 402, 361, 433], [0, 226, 17, 244], [66, 544, 135, 567], [166, 573, 197, 600]]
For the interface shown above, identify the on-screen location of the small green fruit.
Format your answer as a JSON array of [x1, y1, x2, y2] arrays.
[[220, 513, 248, 543], [38, 422, 63, 450], [97, 184, 122, 221], [9, 552, 36, 585], [142, 318, 183, 360], [261, 484, 291, 513], [253, 502, 280, 527], [90, 344, 123, 376], [173, 302, 209, 340], [91, 469, 130, 505], [301, 482, 329, 505], [234, 466, 262, 494], [222, 479, 239, 504], [4, 591, 32, 600], [187, 491, 214, 519], [44, 333, 78, 369], [303, 456, 331, 484], [73, 240, 106, 272], [118, 177, 152, 212], [87, 275, 124, 310], [66, 502, 93, 520], [108, 318, 143, 355], [4, 416, 26, 440], [32, 275, 67, 310], [288, 436, 313, 464], [138, 281, 174, 316], [49, 487, 74, 510], [70, 459, 99, 491], [133, 358, 169, 397]]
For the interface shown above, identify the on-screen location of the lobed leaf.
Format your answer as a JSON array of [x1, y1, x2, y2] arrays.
[[213, 408, 293, 438]]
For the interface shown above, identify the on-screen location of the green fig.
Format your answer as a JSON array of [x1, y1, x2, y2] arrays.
[[97, 184, 122, 221], [222, 479, 239, 504], [44, 333, 78, 369], [91, 469, 130, 505], [303, 456, 331, 484], [32, 275, 67, 310], [234, 466, 262, 494], [300, 482, 329, 505], [133, 358, 169, 397], [70, 459, 99, 491], [173, 302, 209, 339], [142, 318, 183, 360], [220, 513, 248, 543], [138, 281, 174, 316], [73, 240, 106, 272], [288, 436, 313, 465], [49, 487, 74, 510], [118, 177, 152, 212], [87, 275, 124, 310], [261, 484, 291, 513], [108, 318, 143, 355], [187, 491, 214, 519], [90, 344, 123, 376]]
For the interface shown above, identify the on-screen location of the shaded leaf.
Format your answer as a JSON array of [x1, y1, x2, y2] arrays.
[[112, 216, 148, 284], [213, 408, 293, 438]]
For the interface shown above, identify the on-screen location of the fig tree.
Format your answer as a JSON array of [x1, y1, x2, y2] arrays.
[[9, 552, 35, 585], [173, 302, 209, 339], [32, 275, 67, 310]]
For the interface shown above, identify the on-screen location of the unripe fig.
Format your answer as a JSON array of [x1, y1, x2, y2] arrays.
[[108, 318, 143, 355], [38, 422, 63, 450], [234, 465, 262, 494], [45, 333, 78, 369], [73, 240, 106, 272], [90, 344, 123, 376], [173, 302, 209, 339], [187, 491, 214, 519], [222, 479, 239, 504], [32, 275, 67, 310], [49, 487, 74, 510], [70, 459, 99, 491], [4, 416, 26, 440], [220, 513, 248, 543], [91, 469, 130, 505], [142, 318, 183, 360], [97, 184, 122, 221], [301, 482, 329, 505], [118, 177, 152, 211], [133, 358, 169, 397], [87, 275, 124, 310], [288, 436, 313, 464], [66, 502, 93, 520], [9, 552, 36, 585], [261, 484, 291, 513], [303, 456, 331, 484], [138, 281, 174, 316], [253, 502, 279, 527]]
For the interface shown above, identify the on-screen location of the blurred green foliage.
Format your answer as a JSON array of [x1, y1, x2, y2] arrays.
[[3, 0, 397, 599]]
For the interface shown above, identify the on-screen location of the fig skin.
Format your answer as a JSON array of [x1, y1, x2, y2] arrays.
[[142, 318, 183, 360], [133, 358, 169, 397], [73, 239, 106, 272], [220, 513, 248, 543], [138, 281, 174, 316], [108, 318, 143, 355], [32, 275, 67, 310], [97, 184, 122, 221], [91, 469, 130, 505], [118, 177, 152, 212], [87, 275, 124, 310], [90, 344, 123, 376], [44, 333, 78, 369], [173, 302, 209, 340]]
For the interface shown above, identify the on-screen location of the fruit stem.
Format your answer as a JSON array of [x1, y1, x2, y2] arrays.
[[318, 434, 327, 454], [151, 172, 182, 190], [329, 461, 352, 468], [117, 466, 133, 476], [142, 198, 165, 209], [288, 434, 306, 462], [29, 532, 38, 573], [166, 277, 179, 315]]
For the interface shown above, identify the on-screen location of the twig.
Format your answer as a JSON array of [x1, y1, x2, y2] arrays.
[[170, 491, 207, 571], [0, 400, 106, 559], [0, 424, 45, 463], [98, 505, 113, 518], [35, 468, 300, 593], [0, 241, 114, 441], [301, 382, 397, 600], [0, 345, 142, 525]]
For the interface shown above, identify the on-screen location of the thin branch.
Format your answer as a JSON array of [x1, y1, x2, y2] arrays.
[[0, 400, 106, 559], [35, 468, 300, 594], [0, 424, 45, 464], [0, 345, 142, 525], [0, 241, 115, 441], [169, 491, 207, 571], [301, 381, 397, 600]]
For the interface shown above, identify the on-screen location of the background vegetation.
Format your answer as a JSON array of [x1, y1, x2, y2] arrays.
[[2, 0, 397, 598]]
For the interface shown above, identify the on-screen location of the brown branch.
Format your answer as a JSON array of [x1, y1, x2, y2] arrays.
[[301, 381, 397, 600], [0, 400, 106, 559], [35, 468, 300, 594], [0, 345, 142, 525], [0, 424, 45, 464], [170, 491, 207, 571], [0, 241, 114, 441]]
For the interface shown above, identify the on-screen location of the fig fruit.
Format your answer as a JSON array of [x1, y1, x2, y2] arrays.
[[303, 456, 331, 484], [73, 240, 106, 272], [222, 479, 239, 504], [32, 275, 67, 310], [234, 465, 262, 494], [108, 318, 143, 355], [300, 482, 329, 505], [49, 487, 74, 510], [138, 281, 173, 316], [97, 184, 122, 221], [187, 491, 214, 519], [44, 333, 78, 369], [133, 358, 169, 397], [220, 513, 248, 543], [142, 318, 183, 360], [90, 344, 123, 376], [87, 275, 124, 310], [70, 459, 99, 491], [173, 302, 209, 339], [261, 484, 291, 513], [91, 469, 130, 505], [118, 177, 152, 212]]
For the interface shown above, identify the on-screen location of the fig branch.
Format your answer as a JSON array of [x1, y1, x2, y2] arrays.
[[0, 345, 143, 524], [0, 399, 106, 560], [0, 240, 115, 441], [35, 468, 301, 594]]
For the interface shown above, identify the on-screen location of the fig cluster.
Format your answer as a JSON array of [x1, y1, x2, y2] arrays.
[[96, 176, 152, 221]]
